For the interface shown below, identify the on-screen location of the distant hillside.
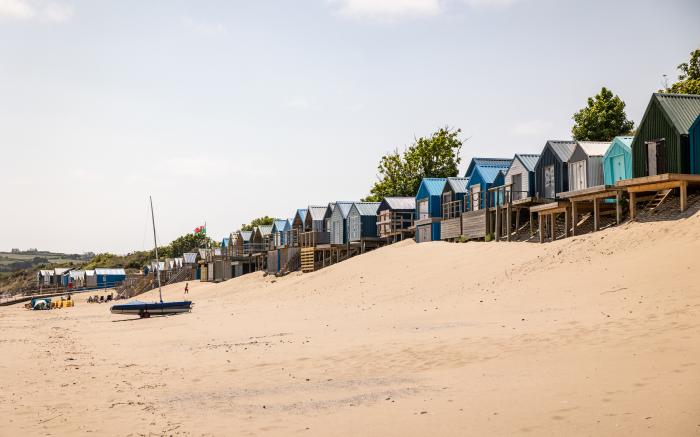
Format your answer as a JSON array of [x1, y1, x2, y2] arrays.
[[0, 251, 93, 273]]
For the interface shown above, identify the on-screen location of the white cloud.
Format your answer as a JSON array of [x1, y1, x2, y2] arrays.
[[331, 0, 441, 19], [0, 0, 73, 22], [284, 97, 311, 110], [182, 17, 227, 36], [513, 120, 552, 136]]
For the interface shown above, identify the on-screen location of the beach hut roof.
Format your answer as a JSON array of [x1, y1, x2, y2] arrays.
[[474, 166, 507, 184], [258, 225, 273, 236], [576, 141, 611, 157], [221, 237, 229, 247], [417, 178, 447, 198], [648, 93, 700, 134], [295, 208, 308, 223], [465, 158, 513, 178], [85, 270, 95, 276], [239, 230, 253, 242], [183, 252, 198, 264], [307, 205, 327, 221], [333, 201, 355, 218], [94, 268, 125, 275], [54, 268, 71, 275], [272, 219, 289, 232], [445, 176, 470, 193], [513, 153, 540, 172], [352, 202, 381, 216], [545, 140, 577, 162], [379, 197, 415, 211]]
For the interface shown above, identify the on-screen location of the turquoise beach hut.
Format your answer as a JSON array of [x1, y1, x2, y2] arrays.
[[603, 136, 634, 185]]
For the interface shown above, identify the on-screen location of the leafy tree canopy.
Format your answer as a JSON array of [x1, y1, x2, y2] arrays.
[[241, 216, 275, 231], [364, 127, 463, 202], [571, 87, 634, 141], [663, 48, 700, 95]]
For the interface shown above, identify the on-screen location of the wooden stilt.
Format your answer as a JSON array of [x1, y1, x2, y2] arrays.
[[495, 202, 501, 241], [680, 181, 688, 212], [571, 200, 577, 236], [550, 213, 556, 242], [506, 203, 512, 242], [564, 207, 570, 238], [629, 191, 636, 221], [615, 190, 622, 224], [593, 198, 600, 232], [530, 211, 534, 236], [538, 212, 544, 243]]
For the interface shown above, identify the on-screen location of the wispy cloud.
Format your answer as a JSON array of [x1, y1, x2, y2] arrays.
[[0, 0, 73, 22], [330, 0, 441, 20], [182, 17, 227, 36], [284, 97, 312, 110], [513, 120, 552, 136]]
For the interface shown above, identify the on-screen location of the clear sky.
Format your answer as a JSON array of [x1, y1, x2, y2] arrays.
[[1, 0, 698, 254]]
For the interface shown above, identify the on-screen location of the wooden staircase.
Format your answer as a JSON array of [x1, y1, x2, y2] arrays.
[[643, 189, 673, 213], [300, 248, 315, 273], [278, 250, 301, 276]]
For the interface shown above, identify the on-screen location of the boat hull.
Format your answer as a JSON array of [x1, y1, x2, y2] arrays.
[[110, 301, 193, 316]]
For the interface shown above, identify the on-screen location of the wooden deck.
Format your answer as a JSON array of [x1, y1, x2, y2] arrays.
[[616, 173, 700, 219], [559, 185, 624, 233]]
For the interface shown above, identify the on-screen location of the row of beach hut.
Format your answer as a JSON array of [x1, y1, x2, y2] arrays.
[[200, 92, 700, 280]]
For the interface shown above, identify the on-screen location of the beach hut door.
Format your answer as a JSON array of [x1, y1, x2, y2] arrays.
[[646, 140, 666, 176], [512, 174, 522, 200], [569, 160, 586, 191], [612, 155, 625, 182], [544, 165, 555, 198], [471, 185, 480, 210]]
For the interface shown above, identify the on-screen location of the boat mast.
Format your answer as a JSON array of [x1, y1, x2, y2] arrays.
[[150, 196, 163, 303]]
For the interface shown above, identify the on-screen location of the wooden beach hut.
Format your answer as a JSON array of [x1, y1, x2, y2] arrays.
[[568, 141, 609, 191], [271, 219, 290, 248], [440, 177, 469, 241], [603, 137, 634, 185], [377, 197, 415, 242], [534, 140, 577, 199], [300, 205, 331, 247], [414, 178, 446, 243], [465, 158, 512, 210], [258, 225, 273, 249], [347, 202, 381, 251], [690, 114, 700, 175], [631, 93, 700, 177], [504, 154, 540, 201], [329, 201, 355, 245]]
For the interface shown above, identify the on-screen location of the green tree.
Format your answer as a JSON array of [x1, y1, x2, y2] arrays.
[[663, 48, 700, 95], [241, 216, 275, 231], [572, 87, 634, 141], [364, 127, 463, 201], [167, 232, 216, 257]]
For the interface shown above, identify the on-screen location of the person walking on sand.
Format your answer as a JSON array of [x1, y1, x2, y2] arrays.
[[184, 282, 189, 294]]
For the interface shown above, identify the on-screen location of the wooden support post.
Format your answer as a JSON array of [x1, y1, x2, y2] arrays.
[[680, 181, 688, 212], [506, 203, 512, 242], [515, 207, 520, 231], [551, 213, 556, 242], [615, 191, 622, 225], [538, 213, 544, 243], [495, 202, 501, 241], [564, 207, 570, 238], [629, 191, 636, 221], [530, 211, 534, 236], [571, 200, 577, 236], [592, 197, 600, 232]]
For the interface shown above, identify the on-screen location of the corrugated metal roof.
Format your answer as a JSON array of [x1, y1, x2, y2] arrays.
[[446, 176, 470, 193], [239, 230, 252, 241], [296, 208, 307, 223], [616, 136, 634, 147], [94, 268, 126, 275], [381, 197, 415, 210], [69, 270, 85, 278], [272, 219, 288, 232], [547, 140, 577, 162], [477, 166, 506, 184], [334, 201, 355, 218], [419, 178, 447, 196], [54, 268, 71, 275], [352, 202, 381, 216], [307, 205, 327, 221], [465, 158, 513, 177], [654, 93, 700, 134], [183, 252, 197, 263], [515, 154, 540, 172], [221, 237, 229, 247], [258, 225, 273, 236], [85, 270, 95, 276], [577, 141, 611, 157]]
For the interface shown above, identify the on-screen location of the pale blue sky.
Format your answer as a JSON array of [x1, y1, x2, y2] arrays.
[[1, 0, 698, 253]]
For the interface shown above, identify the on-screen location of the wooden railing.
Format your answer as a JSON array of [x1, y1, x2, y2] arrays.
[[442, 199, 462, 219], [299, 231, 330, 247], [377, 211, 414, 237]]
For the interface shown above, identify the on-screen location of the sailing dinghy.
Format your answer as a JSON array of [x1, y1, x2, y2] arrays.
[[110, 196, 193, 318]]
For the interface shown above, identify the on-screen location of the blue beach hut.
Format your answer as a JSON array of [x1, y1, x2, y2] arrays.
[[465, 158, 512, 209], [415, 178, 447, 242]]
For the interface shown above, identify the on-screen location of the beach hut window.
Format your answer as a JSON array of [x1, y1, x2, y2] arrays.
[[470, 185, 480, 210], [512, 174, 522, 200], [544, 165, 555, 199]]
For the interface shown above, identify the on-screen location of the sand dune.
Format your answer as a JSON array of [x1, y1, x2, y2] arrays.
[[1, 212, 699, 436]]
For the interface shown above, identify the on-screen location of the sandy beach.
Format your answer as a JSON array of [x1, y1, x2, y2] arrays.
[[1, 212, 699, 436]]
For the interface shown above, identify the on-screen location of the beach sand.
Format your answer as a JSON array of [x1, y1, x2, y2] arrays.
[[1, 212, 699, 436]]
